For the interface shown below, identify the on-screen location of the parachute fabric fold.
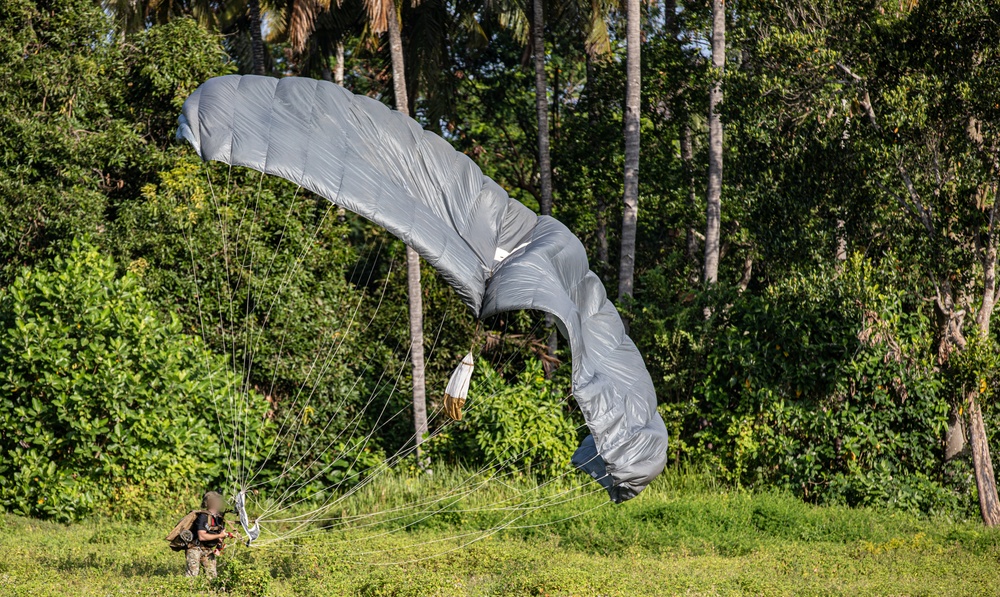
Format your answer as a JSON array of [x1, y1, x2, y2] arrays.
[[177, 75, 668, 502]]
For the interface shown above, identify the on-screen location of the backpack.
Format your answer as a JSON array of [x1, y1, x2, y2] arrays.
[[165, 510, 210, 552]]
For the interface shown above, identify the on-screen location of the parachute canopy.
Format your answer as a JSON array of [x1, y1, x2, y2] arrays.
[[177, 75, 668, 503]]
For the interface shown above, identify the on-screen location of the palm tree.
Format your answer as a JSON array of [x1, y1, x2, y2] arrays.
[[267, 0, 358, 80], [532, 0, 553, 219], [368, 0, 430, 461], [276, 0, 428, 458], [103, 0, 232, 33], [617, 0, 640, 302], [529, 0, 560, 362], [484, 0, 609, 356], [248, 0, 267, 74], [703, 0, 724, 285]]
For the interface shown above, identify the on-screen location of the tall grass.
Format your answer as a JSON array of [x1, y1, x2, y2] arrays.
[[6, 466, 1000, 595]]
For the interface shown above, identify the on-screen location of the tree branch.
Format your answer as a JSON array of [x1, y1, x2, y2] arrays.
[[838, 62, 934, 237]]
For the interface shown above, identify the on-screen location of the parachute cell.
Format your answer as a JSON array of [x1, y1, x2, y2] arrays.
[[177, 75, 668, 502]]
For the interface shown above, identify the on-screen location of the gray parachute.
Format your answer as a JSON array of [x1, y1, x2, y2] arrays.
[[177, 75, 668, 503]]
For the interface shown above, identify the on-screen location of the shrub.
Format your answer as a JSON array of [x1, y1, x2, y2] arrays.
[[213, 549, 272, 597], [430, 359, 580, 477], [643, 255, 961, 513], [0, 243, 267, 521]]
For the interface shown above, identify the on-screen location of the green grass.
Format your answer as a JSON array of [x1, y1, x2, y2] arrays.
[[3, 470, 1000, 596]]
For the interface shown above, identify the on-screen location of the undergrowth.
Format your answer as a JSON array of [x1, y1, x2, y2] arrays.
[[2, 468, 999, 596]]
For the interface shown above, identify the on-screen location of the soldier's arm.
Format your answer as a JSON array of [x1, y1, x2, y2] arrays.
[[197, 529, 228, 541]]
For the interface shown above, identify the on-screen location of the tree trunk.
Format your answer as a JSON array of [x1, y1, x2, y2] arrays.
[[945, 407, 966, 461], [532, 0, 558, 363], [664, 1, 698, 283], [532, 0, 553, 217], [703, 0, 725, 285], [387, 4, 428, 460], [406, 246, 427, 456], [387, 10, 407, 114], [682, 124, 699, 280], [587, 55, 610, 275], [335, 41, 345, 86], [247, 0, 266, 76], [969, 393, 1000, 526], [969, 232, 1000, 524], [618, 0, 641, 301], [835, 218, 847, 263]]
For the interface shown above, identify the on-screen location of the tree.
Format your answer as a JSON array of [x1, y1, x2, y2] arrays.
[[103, 0, 268, 74], [531, 0, 561, 361], [727, 0, 1000, 524], [617, 0, 641, 301], [248, 0, 267, 74], [0, 244, 256, 521], [368, 0, 429, 460], [533, 0, 554, 219], [266, 0, 361, 81], [702, 0, 724, 285]]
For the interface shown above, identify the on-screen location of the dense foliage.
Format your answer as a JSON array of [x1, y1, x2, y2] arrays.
[[429, 359, 581, 477], [0, 244, 262, 520], [3, 0, 1000, 522]]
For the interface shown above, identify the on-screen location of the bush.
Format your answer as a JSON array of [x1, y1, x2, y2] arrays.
[[430, 358, 580, 477], [213, 549, 272, 597], [642, 255, 960, 514], [0, 243, 267, 521]]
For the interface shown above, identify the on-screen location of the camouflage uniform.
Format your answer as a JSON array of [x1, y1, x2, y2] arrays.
[[184, 545, 217, 578]]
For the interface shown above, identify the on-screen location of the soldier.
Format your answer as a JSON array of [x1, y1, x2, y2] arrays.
[[184, 491, 235, 578]]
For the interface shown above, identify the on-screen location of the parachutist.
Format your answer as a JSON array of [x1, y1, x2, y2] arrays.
[[166, 491, 236, 578]]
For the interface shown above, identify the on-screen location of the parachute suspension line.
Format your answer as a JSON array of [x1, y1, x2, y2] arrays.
[[223, 165, 260, 491], [202, 169, 400, 539], [230, 178, 329, 489], [259, 313, 564, 545], [196, 170, 595, 559], [248, 245, 460, 518], [253, 241, 402, 491], [266, 268, 556, 528], [180, 208, 238, 492], [262, 316, 412, 510], [245, 235, 390, 488], [257, 424, 591, 550], [260, 473, 606, 553], [219, 163, 259, 491], [231, 177, 311, 492], [260, 442, 549, 527], [242, 236, 391, 491], [256, 342, 415, 532], [346, 484, 607, 555], [269, 312, 422, 502], [244, 242, 436, 532], [266, 403, 585, 530], [228, 179, 395, 505], [261, 308, 488, 519], [203, 164, 246, 491], [235, 169, 268, 490], [253, 310, 463, 523], [258, 331, 574, 540], [261, 473, 600, 549], [255, 306, 406, 499]]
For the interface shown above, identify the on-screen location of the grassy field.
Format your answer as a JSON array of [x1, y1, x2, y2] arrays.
[[2, 471, 1000, 596]]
